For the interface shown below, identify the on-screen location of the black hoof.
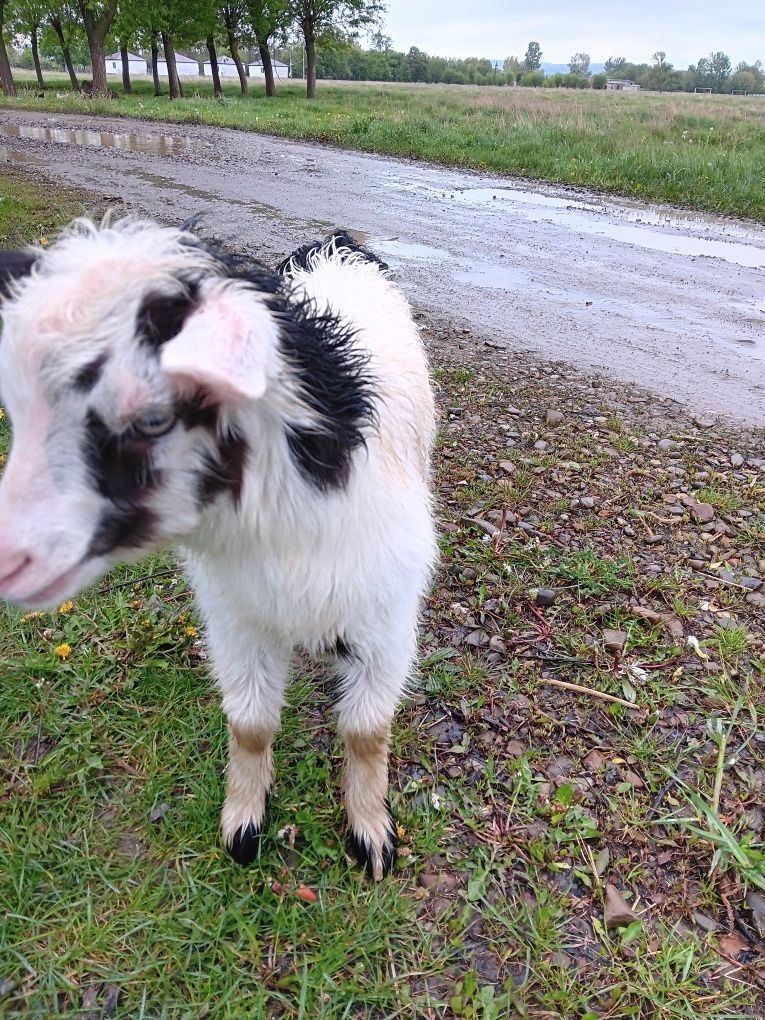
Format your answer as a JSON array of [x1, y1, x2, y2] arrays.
[[347, 803, 397, 879], [226, 820, 264, 866]]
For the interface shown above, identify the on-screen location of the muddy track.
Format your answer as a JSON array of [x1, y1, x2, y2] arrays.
[[1, 108, 763, 425]]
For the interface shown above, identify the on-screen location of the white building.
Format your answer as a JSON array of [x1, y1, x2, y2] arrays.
[[248, 59, 290, 79], [203, 55, 240, 78], [104, 52, 148, 76], [156, 53, 199, 77]]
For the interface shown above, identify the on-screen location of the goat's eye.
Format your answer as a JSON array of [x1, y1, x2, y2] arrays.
[[133, 409, 177, 438]]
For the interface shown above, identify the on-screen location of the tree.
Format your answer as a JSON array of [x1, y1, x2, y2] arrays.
[[10, 0, 49, 90], [696, 51, 731, 92], [503, 54, 520, 83], [568, 52, 590, 76], [247, 0, 291, 97], [604, 56, 626, 75], [221, 2, 250, 95], [729, 60, 764, 94], [522, 40, 541, 71], [76, 0, 119, 96], [652, 50, 667, 67], [289, 0, 384, 99], [47, 8, 81, 89], [0, 0, 16, 95]]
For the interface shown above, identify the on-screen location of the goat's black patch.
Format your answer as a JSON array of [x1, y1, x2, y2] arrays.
[[84, 410, 159, 503], [196, 431, 249, 507], [88, 504, 157, 557], [137, 286, 198, 349], [347, 800, 397, 879], [226, 819, 264, 867], [277, 233, 388, 276], [0, 249, 37, 299], [73, 354, 107, 393], [268, 296, 378, 490]]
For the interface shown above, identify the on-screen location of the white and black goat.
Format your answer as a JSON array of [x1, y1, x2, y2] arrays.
[[0, 219, 436, 880]]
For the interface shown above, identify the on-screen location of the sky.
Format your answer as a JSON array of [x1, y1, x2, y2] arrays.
[[378, 0, 764, 68]]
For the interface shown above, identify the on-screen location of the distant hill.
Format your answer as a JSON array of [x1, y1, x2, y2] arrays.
[[490, 60, 606, 75], [541, 62, 605, 75]]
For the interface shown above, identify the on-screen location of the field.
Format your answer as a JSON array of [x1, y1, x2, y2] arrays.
[[1, 172, 764, 1017], [2, 72, 765, 220]]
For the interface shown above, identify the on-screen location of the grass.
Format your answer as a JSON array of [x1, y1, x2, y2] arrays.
[[1, 72, 765, 219], [1, 172, 764, 1017]]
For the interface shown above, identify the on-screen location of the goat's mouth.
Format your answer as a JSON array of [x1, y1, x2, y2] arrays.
[[1, 560, 89, 610]]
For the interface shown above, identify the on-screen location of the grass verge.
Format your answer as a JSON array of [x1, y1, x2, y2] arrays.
[[0, 173, 763, 1017], [2, 73, 765, 220]]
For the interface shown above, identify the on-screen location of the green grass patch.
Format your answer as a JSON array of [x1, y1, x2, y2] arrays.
[[2, 73, 765, 219]]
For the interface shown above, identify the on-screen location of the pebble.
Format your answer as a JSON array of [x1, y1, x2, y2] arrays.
[[690, 503, 715, 524], [657, 439, 675, 451], [731, 452, 744, 468], [534, 588, 558, 607], [534, 440, 549, 451], [545, 410, 565, 425], [746, 891, 765, 937], [603, 629, 628, 653], [580, 496, 597, 509], [604, 885, 639, 929]]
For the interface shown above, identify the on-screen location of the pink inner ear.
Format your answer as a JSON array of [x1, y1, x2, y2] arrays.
[[159, 287, 279, 404]]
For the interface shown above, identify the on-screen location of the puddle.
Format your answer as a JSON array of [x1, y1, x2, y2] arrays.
[[375, 239, 452, 262], [0, 124, 189, 156], [0, 145, 39, 165], [385, 180, 765, 270]]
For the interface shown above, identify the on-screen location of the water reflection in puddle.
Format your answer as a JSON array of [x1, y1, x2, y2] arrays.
[[0, 123, 189, 156], [384, 180, 765, 270]]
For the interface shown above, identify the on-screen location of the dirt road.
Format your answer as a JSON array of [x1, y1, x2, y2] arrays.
[[1, 109, 763, 424]]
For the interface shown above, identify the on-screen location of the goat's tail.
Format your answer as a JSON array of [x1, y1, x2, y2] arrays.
[[277, 232, 389, 279]]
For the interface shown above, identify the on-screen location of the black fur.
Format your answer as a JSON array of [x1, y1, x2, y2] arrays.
[[226, 820, 264, 866], [276, 233, 389, 275], [0, 250, 37, 298], [88, 505, 158, 558], [347, 799, 397, 879], [73, 355, 107, 393], [268, 295, 378, 491], [196, 432, 249, 507], [136, 287, 198, 349], [83, 411, 159, 503]]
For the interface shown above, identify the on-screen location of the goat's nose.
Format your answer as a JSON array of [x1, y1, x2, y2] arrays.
[[0, 551, 33, 594]]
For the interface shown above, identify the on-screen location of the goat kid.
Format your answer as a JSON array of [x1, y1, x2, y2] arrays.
[[0, 219, 437, 880]]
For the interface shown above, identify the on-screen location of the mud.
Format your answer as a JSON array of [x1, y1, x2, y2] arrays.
[[0, 108, 762, 424]]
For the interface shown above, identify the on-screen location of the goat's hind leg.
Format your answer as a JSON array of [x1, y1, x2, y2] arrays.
[[213, 643, 290, 866]]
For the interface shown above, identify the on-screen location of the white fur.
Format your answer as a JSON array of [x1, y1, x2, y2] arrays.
[[0, 218, 437, 877]]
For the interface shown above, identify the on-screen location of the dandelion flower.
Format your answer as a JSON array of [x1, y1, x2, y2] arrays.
[[55, 643, 72, 660], [58, 600, 74, 614], [184, 625, 198, 638], [0, 407, 5, 419], [21, 610, 44, 622]]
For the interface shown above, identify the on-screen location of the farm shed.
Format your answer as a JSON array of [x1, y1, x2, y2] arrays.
[[248, 59, 290, 78], [606, 79, 641, 91], [203, 56, 240, 78], [104, 52, 148, 76], [156, 53, 200, 77]]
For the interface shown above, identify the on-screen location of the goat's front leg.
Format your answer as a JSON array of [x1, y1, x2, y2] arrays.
[[210, 637, 290, 866], [334, 641, 413, 881]]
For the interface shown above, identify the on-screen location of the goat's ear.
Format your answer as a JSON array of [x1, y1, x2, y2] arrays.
[[159, 284, 280, 403], [0, 251, 37, 299]]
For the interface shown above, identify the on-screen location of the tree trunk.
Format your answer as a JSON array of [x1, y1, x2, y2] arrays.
[[79, 0, 118, 97], [224, 14, 248, 96], [151, 37, 162, 95], [120, 42, 131, 93], [257, 38, 276, 97], [206, 35, 222, 97], [31, 26, 45, 90], [161, 32, 183, 100], [0, 0, 16, 97], [51, 16, 79, 90], [305, 30, 316, 99]]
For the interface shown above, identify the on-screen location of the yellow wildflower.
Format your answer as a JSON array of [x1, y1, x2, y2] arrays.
[[55, 643, 72, 660], [40, 236, 49, 247], [58, 600, 75, 614], [0, 407, 5, 419], [0, 454, 6, 466], [21, 610, 44, 622], [184, 625, 198, 638]]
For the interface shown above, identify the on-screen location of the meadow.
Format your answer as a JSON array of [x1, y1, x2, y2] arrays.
[[2, 72, 765, 220], [0, 172, 763, 1017]]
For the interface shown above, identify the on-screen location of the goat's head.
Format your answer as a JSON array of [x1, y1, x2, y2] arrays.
[[0, 218, 287, 609]]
